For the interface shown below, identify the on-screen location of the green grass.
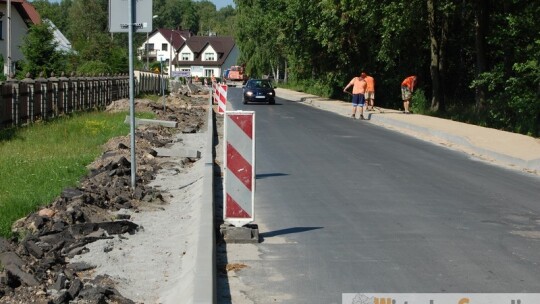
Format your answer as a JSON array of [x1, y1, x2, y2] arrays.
[[0, 110, 155, 238]]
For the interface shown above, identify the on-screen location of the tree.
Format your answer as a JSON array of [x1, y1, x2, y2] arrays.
[[473, 0, 488, 111], [31, 0, 73, 33], [427, 0, 454, 112], [19, 23, 66, 78]]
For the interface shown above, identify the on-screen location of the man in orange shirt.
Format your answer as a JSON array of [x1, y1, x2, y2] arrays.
[[362, 72, 375, 111], [343, 73, 367, 119], [401, 75, 417, 114]]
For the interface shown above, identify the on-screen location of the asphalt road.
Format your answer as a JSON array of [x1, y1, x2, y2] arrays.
[[220, 87, 540, 304]]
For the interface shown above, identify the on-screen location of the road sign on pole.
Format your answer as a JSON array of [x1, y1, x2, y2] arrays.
[[109, 0, 153, 188], [224, 111, 256, 227], [109, 0, 153, 33]]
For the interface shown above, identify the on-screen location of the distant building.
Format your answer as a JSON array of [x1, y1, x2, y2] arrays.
[[44, 19, 73, 54], [0, 1, 72, 76], [0, 0, 41, 75], [138, 29, 239, 78]]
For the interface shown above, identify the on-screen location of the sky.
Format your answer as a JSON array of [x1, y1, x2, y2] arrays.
[[201, 0, 235, 10]]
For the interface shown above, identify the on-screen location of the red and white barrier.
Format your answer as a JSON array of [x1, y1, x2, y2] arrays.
[[217, 84, 227, 114], [224, 111, 255, 227]]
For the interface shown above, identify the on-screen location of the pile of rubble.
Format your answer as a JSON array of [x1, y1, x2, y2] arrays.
[[0, 91, 210, 303]]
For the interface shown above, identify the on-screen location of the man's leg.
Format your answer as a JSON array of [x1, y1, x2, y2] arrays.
[[351, 94, 359, 118], [359, 95, 366, 119]]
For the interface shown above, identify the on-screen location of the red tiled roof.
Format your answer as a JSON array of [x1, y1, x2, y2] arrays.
[[2, 0, 41, 25], [157, 29, 192, 49]]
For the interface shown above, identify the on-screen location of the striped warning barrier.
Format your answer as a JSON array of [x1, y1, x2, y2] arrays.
[[212, 82, 218, 105], [217, 84, 227, 114], [224, 111, 255, 227]]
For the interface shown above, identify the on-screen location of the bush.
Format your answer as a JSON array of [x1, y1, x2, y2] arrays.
[[411, 88, 429, 114], [77, 61, 111, 75]]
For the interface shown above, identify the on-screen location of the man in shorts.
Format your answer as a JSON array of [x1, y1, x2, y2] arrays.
[[362, 72, 375, 111], [401, 75, 417, 114], [343, 73, 367, 119]]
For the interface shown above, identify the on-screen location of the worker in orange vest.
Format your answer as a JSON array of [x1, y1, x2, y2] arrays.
[[401, 75, 417, 114]]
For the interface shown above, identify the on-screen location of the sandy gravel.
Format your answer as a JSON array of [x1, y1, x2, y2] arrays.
[[69, 131, 207, 304]]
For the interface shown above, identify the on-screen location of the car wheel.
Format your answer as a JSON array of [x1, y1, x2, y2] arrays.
[[269, 99, 275, 105], [243, 99, 248, 104]]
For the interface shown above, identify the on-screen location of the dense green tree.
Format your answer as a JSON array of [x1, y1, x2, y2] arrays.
[[27, 0, 538, 135], [31, 0, 72, 32], [19, 23, 66, 78], [153, 0, 199, 32]]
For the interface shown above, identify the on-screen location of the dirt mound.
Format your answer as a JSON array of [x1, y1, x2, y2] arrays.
[[0, 95, 209, 304]]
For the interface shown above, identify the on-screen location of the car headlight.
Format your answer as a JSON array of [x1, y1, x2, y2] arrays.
[[267, 92, 274, 96], [246, 91, 253, 96]]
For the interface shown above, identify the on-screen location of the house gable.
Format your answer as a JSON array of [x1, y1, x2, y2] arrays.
[[201, 45, 217, 62], [138, 28, 193, 63], [178, 45, 194, 61]]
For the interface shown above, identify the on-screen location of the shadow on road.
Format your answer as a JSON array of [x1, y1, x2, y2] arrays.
[[260, 226, 323, 241], [256, 172, 289, 179]]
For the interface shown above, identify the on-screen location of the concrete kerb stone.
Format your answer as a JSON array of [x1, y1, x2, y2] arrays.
[[192, 96, 216, 304], [219, 223, 260, 244]]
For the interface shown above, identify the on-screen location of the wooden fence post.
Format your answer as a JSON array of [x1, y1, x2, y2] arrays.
[[49, 73, 60, 117], [59, 72, 70, 114]]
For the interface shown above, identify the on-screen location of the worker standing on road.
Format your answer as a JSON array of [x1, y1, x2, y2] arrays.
[[343, 73, 367, 119], [401, 75, 417, 114], [362, 72, 375, 111]]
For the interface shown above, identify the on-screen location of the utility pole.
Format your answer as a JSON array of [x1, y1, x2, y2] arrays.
[[169, 32, 173, 77], [127, 0, 136, 188], [7, 0, 12, 76], [146, 15, 158, 71]]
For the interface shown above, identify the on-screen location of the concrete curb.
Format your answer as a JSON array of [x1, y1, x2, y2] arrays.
[[192, 96, 216, 304], [367, 113, 540, 171]]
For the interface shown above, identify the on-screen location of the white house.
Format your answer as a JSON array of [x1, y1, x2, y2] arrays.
[[138, 28, 192, 73], [0, 0, 41, 76], [138, 28, 239, 78], [173, 35, 238, 79]]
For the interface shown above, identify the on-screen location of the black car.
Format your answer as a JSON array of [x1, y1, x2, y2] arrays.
[[243, 79, 276, 104]]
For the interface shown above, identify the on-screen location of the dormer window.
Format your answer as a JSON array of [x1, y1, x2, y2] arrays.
[[204, 53, 215, 61], [181, 53, 190, 61]]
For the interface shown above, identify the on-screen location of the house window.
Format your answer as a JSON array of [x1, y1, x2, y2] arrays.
[[181, 53, 190, 61], [204, 69, 214, 77], [204, 53, 215, 61], [146, 43, 154, 51], [162, 43, 168, 51]]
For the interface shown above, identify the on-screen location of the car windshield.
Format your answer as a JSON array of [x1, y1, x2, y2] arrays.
[[251, 80, 272, 89]]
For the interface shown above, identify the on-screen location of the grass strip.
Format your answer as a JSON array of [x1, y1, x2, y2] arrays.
[[0, 110, 154, 237]]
